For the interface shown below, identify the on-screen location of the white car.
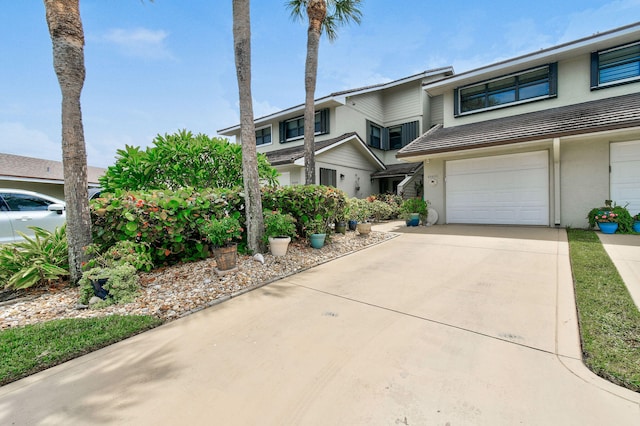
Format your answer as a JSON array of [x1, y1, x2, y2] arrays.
[[0, 189, 66, 243]]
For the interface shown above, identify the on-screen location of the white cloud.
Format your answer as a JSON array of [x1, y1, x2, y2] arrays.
[[0, 122, 61, 162], [102, 27, 175, 60], [559, 0, 640, 43]]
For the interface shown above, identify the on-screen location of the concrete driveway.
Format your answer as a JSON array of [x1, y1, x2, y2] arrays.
[[1, 224, 639, 425]]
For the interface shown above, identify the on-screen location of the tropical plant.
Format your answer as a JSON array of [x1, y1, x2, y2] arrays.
[[83, 241, 154, 272], [44, 0, 92, 285], [587, 201, 634, 233], [263, 210, 297, 242], [200, 214, 244, 248], [286, 0, 363, 184], [99, 130, 278, 193], [400, 198, 429, 223], [595, 212, 619, 223], [79, 264, 139, 307], [0, 226, 69, 290], [304, 216, 329, 236], [232, 0, 266, 254], [348, 198, 372, 223]]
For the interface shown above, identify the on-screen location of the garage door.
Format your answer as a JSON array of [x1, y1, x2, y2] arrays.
[[446, 151, 549, 225], [611, 141, 640, 215]]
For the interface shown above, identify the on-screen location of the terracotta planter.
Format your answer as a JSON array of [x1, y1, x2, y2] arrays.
[[213, 244, 238, 271], [356, 222, 372, 235], [268, 236, 291, 257]]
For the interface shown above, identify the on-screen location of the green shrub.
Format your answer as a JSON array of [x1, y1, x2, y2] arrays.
[[262, 210, 297, 242], [0, 226, 69, 290], [99, 129, 279, 192], [262, 185, 348, 237], [587, 200, 634, 233], [91, 187, 245, 264], [400, 198, 429, 223], [79, 264, 140, 306], [348, 198, 372, 223], [83, 241, 154, 272], [369, 200, 395, 221], [369, 193, 403, 217], [199, 214, 243, 248]]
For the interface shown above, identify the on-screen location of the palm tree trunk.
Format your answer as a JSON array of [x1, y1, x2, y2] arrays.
[[44, 0, 92, 284], [233, 0, 265, 253], [303, 0, 326, 185]]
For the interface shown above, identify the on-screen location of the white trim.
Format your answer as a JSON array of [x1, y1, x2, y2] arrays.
[[292, 134, 386, 169]]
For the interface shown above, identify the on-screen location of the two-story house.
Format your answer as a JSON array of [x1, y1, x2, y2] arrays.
[[218, 67, 453, 198], [398, 22, 640, 228]]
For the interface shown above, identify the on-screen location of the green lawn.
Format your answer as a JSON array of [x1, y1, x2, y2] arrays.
[[567, 229, 640, 392], [0, 315, 162, 386]]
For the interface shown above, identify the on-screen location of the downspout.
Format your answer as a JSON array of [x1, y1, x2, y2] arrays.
[[554, 137, 561, 226]]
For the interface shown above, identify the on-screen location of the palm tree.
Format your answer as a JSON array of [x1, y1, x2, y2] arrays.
[[43, 0, 92, 284], [287, 0, 362, 184], [233, 0, 265, 252]]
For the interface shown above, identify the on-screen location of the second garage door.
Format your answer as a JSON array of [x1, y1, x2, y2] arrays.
[[446, 151, 549, 225]]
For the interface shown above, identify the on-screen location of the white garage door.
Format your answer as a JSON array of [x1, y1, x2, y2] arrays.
[[611, 141, 640, 215], [446, 151, 549, 225]]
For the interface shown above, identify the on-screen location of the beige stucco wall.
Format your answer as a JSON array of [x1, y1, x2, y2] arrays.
[[439, 54, 640, 128], [559, 139, 610, 228]]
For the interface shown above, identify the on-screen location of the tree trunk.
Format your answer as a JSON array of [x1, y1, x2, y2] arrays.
[[233, 0, 265, 253], [303, 0, 326, 185], [44, 0, 92, 284]]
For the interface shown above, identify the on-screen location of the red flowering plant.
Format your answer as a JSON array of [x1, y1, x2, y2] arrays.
[[200, 214, 243, 247], [597, 212, 619, 223]]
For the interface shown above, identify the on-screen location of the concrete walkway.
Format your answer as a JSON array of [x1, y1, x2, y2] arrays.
[[599, 232, 640, 309], [1, 224, 639, 425]]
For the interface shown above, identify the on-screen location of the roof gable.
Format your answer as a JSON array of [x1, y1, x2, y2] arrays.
[[265, 132, 385, 170]]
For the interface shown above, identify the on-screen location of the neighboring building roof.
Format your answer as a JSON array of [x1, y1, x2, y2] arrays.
[[397, 92, 640, 159], [265, 132, 385, 170], [0, 153, 106, 185], [217, 67, 454, 134], [371, 162, 422, 178], [423, 22, 640, 95]]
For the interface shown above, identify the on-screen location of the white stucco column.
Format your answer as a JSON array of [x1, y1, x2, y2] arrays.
[[554, 137, 561, 226]]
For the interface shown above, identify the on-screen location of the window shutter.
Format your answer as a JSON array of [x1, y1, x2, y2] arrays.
[[319, 108, 329, 134], [366, 120, 372, 145], [453, 88, 460, 117], [382, 127, 389, 150], [279, 121, 286, 143], [590, 52, 599, 89], [549, 62, 558, 96], [401, 121, 419, 147]]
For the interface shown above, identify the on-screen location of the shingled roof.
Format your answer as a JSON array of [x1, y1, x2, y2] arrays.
[[397, 92, 640, 158], [0, 153, 105, 184], [265, 132, 384, 169], [371, 162, 422, 178]]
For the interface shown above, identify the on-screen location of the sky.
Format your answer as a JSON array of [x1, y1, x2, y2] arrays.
[[1, 1, 640, 169]]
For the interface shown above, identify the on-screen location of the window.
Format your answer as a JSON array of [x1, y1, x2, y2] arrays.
[[366, 120, 419, 150], [591, 41, 640, 89], [1, 193, 54, 211], [279, 108, 329, 142], [319, 168, 337, 187], [367, 121, 382, 149], [255, 126, 272, 146], [455, 64, 557, 115]]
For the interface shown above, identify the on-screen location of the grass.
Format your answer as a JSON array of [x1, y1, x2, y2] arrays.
[[567, 229, 640, 392], [0, 315, 162, 386]]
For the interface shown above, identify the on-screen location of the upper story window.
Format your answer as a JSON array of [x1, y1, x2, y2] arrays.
[[366, 120, 418, 151], [279, 108, 329, 143], [256, 126, 272, 146], [454, 63, 557, 116], [591, 41, 640, 89]]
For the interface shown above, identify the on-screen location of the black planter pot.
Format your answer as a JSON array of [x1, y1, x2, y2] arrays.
[[91, 278, 110, 300], [348, 219, 358, 231]]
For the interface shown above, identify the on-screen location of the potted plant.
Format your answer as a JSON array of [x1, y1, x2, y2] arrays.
[[200, 214, 243, 271], [350, 198, 372, 236], [334, 203, 348, 235], [263, 210, 297, 257], [595, 211, 619, 234], [634, 213, 640, 233], [305, 217, 328, 249], [400, 197, 428, 226]]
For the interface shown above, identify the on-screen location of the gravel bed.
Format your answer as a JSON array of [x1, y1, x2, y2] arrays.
[[0, 231, 395, 329]]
